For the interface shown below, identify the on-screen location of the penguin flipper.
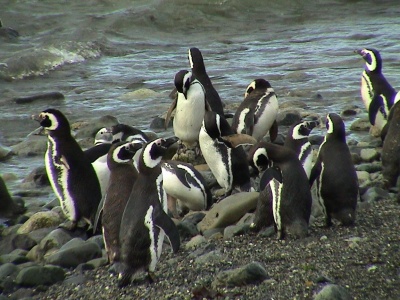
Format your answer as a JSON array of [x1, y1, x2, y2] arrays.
[[269, 120, 278, 142], [368, 94, 385, 125], [309, 159, 322, 187], [93, 193, 106, 234], [154, 209, 180, 253], [259, 166, 282, 191], [244, 110, 255, 136], [220, 134, 257, 148], [165, 97, 177, 129]]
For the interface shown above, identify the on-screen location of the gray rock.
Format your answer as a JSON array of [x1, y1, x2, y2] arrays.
[[74, 115, 119, 139], [39, 228, 76, 255], [212, 261, 269, 288], [0, 263, 19, 280], [21, 166, 49, 188], [197, 192, 259, 233], [361, 187, 389, 202], [17, 211, 62, 234], [202, 228, 224, 239], [150, 116, 168, 130], [355, 163, 382, 173], [15, 265, 65, 287], [0, 143, 12, 160], [195, 250, 223, 265], [0, 253, 30, 264], [185, 235, 207, 250], [223, 223, 250, 240], [350, 117, 370, 132], [360, 148, 380, 162], [277, 109, 302, 126], [45, 238, 102, 268], [12, 234, 37, 251], [181, 211, 206, 225], [314, 284, 353, 300], [11, 133, 47, 157], [87, 235, 105, 250], [177, 219, 200, 240], [27, 227, 55, 244], [86, 257, 108, 269]]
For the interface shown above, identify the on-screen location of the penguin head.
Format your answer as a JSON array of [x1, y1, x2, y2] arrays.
[[202, 111, 233, 139], [174, 70, 193, 99], [94, 127, 113, 145], [325, 113, 346, 142], [33, 108, 70, 133], [355, 48, 382, 72], [244, 79, 272, 98], [248, 142, 271, 175], [290, 120, 319, 140], [109, 124, 148, 144], [110, 140, 144, 164], [188, 47, 205, 72], [142, 137, 178, 169]]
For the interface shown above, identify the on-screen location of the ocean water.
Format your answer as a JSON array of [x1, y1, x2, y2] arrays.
[[1, 0, 400, 195]]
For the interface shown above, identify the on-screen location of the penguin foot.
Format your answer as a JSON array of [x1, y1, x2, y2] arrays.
[[58, 220, 77, 232], [147, 271, 156, 284], [117, 272, 131, 288]]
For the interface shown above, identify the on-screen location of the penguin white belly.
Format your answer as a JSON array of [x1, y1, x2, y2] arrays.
[[235, 108, 250, 134], [299, 143, 313, 179], [316, 162, 328, 218], [92, 155, 110, 197], [162, 170, 206, 211], [270, 179, 283, 231], [45, 137, 77, 221], [361, 72, 373, 109], [199, 128, 232, 191], [173, 92, 205, 144], [253, 95, 279, 140]]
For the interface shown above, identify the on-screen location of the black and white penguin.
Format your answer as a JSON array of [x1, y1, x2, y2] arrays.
[[110, 123, 149, 144], [32, 109, 101, 231], [309, 113, 358, 226], [161, 160, 213, 218], [84, 128, 114, 197], [199, 110, 255, 196], [118, 137, 180, 287], [248, 141, 312, 239], [381, 100, 400, 189], [100, 141, 144, 264], [231, 79, 279, 142], [165, 70, 208, 150], [284, 120, 319, 179], [188, 47, 224, 116], [355, 48, 398, 132]]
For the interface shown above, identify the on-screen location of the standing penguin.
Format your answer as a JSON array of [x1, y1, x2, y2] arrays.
[[309, 113, 358, 226], [100, 141, 144, 264], [284, 120, 319, 179], [165, 70, 208, 152], [232, 79, 279, 142], [110, 123, 149, 144], [32, 109, 101, 231], [118, 137, 180, 287], [355, 48, 398, 133], [84, 128, 113, 197], [161, 160, 213, 218], [199, 110, 255, 196], [188, 47, 224, 116], [248, 141, 312, 239]]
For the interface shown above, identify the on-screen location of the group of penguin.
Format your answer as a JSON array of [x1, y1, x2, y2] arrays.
[[31, 46, 399, 287]]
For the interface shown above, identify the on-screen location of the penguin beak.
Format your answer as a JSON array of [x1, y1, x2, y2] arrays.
[[354, 49, 365, 57], [306, 120, 319, 130], [31, 113, 43, 123], [128, 141, 144, 153], [163, 136, 179, 148], [183, 90, 188, 100]]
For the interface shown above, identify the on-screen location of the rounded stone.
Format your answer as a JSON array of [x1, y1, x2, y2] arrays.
[[17, 211, 62, 234]]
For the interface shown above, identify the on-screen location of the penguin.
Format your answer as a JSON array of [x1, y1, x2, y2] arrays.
[[355, 48, 398, 133], [188, 47, 224, 116], [161, 160, 213, 218], [165, 70, 208, 151], [231, 79, 279, 142], [110, 123, 149, 144], [309, 113, 358, 227], [381, 100, 400, 189], [118, 137, 180, 287], [32, 109, 101, 231], [100, 141, 144, 264], [284, 120, 319, 179], [199, 110, 256, 196], [248, 141, 312, 239]]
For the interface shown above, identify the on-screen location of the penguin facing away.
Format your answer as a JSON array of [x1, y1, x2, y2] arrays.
[[248, 141, 312, 239], [110, 123, 149, 144], [99, 141, 144, 264], [355, 48, 398, 132], [232, 79, 279, 142], [32, 108, 101, 231], [199, 110, 256, 196], [309, 113, 358, 226], [188, 47, 224, 116], [165, 70, 209, 150], [284, 120, 319, 179], [118, 137, 180, 287], [161, 160, 213, 218]]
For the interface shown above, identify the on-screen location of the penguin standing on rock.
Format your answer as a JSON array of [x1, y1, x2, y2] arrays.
[[284, 120, 319, 179], [199, 110, 256, 196], [99, 141, 144, 264], [232, 79, 279, 142], [355, 48, 398, 133], [248, 141, 312, 239], [118, 137, 180, 287], [309, 113, 358, 226], [32, 109, 101, 231], [188, 47, 224, 116], [165, 70, 208, 153]]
